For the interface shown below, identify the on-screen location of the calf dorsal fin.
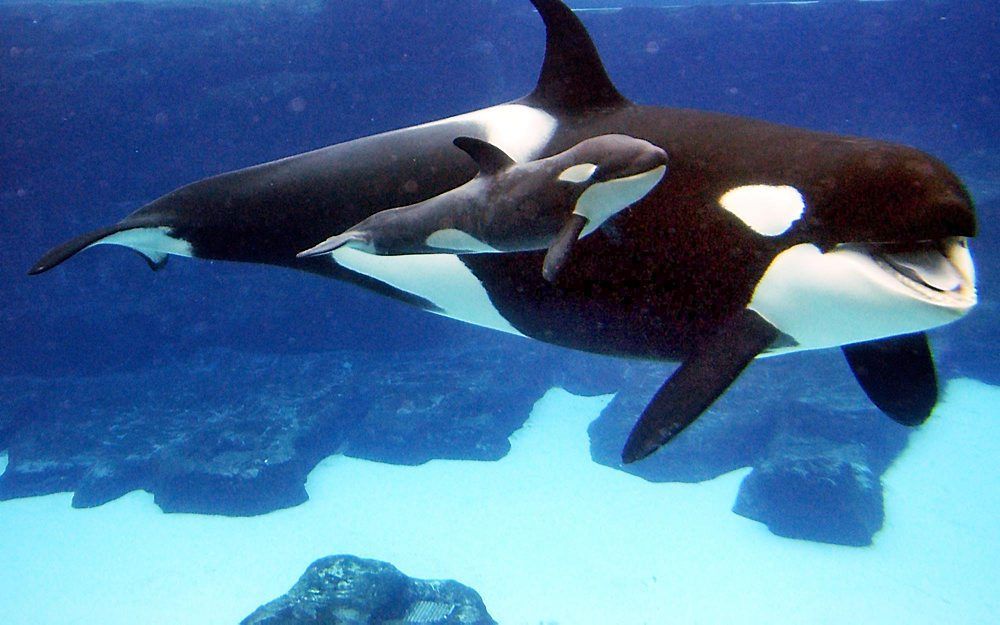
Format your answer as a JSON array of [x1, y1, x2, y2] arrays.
[[453, 137, 516, 175]]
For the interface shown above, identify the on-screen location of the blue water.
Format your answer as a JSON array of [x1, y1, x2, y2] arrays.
[[2, 0, 997, 375], [0, 1, 997, 623]]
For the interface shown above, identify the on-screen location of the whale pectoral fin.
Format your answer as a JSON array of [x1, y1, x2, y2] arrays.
[[297, 232, 366, 258], [542, 214, 589, 282], [842, 332, 937, 426], [622, 309, 780, 464]]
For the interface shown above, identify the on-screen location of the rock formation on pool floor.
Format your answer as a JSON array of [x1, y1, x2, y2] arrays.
[[0, 342, 572, 515], [587, 349, 909, 546], [241, 555, 496, 625], [0, 340, 910, 545]]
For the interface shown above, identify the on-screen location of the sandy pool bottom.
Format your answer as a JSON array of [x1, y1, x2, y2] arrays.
[[0, 378, 997, 625]]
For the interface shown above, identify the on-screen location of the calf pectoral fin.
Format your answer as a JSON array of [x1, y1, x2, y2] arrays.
[[542, 214, 588, 282], [842, 332, 937, 427], [297, 231, 366, 258], [622, 309, 780, 464]]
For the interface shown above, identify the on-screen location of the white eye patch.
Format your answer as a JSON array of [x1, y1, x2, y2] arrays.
[[573, 165, 666, 237], [718, 184, 805, 236], [558, 163, 598, 183]]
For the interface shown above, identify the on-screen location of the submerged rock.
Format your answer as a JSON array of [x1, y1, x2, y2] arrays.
[[340, 347, 551, 465], [586, 350, 910, 546], [732, 401, 908, 546], [0, 341, 912, 545], [0, 343, 597, 516], [0, 353, 358, 515], [241, 555, 496, 625], [733, 433, 884, 547]]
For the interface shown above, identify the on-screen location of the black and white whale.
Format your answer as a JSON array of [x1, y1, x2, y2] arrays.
[[297, 134, 668, 281], [29, 0, 977, 463]]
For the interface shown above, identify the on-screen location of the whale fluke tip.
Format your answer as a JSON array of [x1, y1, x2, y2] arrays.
[[28, 224, 127, 276]]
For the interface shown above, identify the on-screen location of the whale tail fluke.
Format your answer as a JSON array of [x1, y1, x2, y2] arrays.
[[29, 224, 134, 275]]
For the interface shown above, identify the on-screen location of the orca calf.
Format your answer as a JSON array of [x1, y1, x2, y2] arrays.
[[30, 0, 977, 462], [297, 134, 668, 282]]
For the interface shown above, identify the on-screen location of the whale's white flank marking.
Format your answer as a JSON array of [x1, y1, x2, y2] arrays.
[[425, 229, 499, 253], [330, 247, 525, 337], [94, 226, 194, 264]]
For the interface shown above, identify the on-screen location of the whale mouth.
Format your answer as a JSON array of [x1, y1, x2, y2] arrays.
[[862, 237, 976, 308]]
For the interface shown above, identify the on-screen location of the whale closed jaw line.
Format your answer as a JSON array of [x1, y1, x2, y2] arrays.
[[750, 237, 976, 356], [28, 0, 979, 464]]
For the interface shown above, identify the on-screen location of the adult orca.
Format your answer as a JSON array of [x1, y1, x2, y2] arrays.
[[296, 134, 668, 282], [29, 0, 977, 463]]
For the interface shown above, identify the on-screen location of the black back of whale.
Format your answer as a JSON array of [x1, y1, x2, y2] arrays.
[[29, 0, 975, 461]]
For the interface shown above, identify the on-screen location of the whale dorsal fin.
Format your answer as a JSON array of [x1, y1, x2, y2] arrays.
[[525, 0, 628, 113], [453, 136, 516, 175]]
